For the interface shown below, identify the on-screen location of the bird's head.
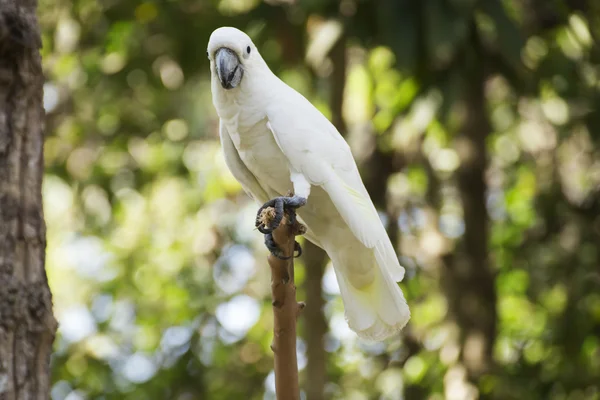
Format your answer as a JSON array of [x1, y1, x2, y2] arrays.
[[207, 27, 260, 90]]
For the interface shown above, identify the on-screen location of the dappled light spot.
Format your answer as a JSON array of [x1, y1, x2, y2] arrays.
[[122, 353, 157, 383], [43, 83, 60, 112], [239, 342, 262, 364], [135, 2, 158, 24], [43, 175, 74, 224], [494, 336, 518, 365], [357, 340, 386, 356], [66, 147, 97, 180], [160, 326, 193, 352], [55, 17, 80, 53], [497, 269, 529, 296], [51, 381, 73, 400], [376, 368, 404, 396], [63, 390, 85, 400], [569, 14, 592, 47], [405, 355, 427, 383], [163, 119, 189, 141], [329, 313, 355, 342], [440, 341, 460, 365], [444, 365, 478, 400], [463, 332, 487, 373], [356, 358, 378, 379], [218, 0, 260, 15], [213, 245, 256, 294], [101, 53, 126, 75], [494, 135, 520, 165], [58, 305, 97, 343], [439, 214, 465, 238], [522, 36, 548, 68], [343, 64, 373, 125], [454, 137, 477, 166], [430, 148, 460, 173], [305, 19, 342, 76], [523, 340, 545, 364], [154, 57, 184, 89], [324, 333, 341, 353], [199, 320, 218, 365], [216, 295, 260, 341], [63, 235, 115, 281], [491, 104, 515, 131], [557, 26, 584, 60], [84, 335, 119, 360], [82, 185, 112, 226], [109, 300, 136, 334], [420, 228, 448, 257], [541, 97, 569, 126], [90, 293, 113, 323], [97, 113, 120, 135], [159, 326, 193, 367], [540, 284, 568, 315], [322, 263, 340, 295], [412, 294, 448, 328], [297, 338, 307, 370], [264, 370, 276, 397], [369, 47, 396, 73]]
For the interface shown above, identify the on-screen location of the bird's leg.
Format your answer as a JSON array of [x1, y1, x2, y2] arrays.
[[256, 195, 306, 260]]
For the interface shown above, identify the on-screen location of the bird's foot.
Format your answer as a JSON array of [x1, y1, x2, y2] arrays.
[[256, 195, 306, 259], [264, 233, 303, 260], [255, 195, 306, 234]]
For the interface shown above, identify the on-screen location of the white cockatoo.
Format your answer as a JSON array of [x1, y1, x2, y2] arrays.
[[208, 27, 410, 341]]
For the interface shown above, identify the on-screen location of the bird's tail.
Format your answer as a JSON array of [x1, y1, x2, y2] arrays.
[[329, 241, 410, 341]]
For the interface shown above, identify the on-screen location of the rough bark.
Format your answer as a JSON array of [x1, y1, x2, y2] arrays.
[[0, 1, 57, 399]]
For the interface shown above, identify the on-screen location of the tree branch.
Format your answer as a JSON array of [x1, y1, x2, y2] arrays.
[[259, 209, 305, 400]]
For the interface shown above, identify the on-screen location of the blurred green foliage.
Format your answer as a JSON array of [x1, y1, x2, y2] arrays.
[[40, 0, 600, 399]]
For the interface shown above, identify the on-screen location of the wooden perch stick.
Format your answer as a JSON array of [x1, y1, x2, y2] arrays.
[[259, 207, 305, 400]]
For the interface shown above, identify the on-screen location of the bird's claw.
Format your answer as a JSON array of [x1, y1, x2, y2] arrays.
[[264, 233, 303, 260], [255, 195, 306, 233], [294, 241, 302, 258], [257, 195, 306, 259]]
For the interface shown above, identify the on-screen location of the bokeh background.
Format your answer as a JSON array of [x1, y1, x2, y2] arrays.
[[39, 0, 600, 399]]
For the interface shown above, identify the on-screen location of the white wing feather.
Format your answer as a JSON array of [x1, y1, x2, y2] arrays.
[[219, 121, 269, 203], [265, 83, 405, 281]]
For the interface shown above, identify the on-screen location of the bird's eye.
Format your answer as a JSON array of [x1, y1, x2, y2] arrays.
[[246, 46, 251, 55], [206, 51, 209, 59]]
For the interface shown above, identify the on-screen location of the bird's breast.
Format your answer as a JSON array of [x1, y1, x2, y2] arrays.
[[220, 108, 291, 195]]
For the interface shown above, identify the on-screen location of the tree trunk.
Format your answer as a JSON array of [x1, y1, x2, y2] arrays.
[[303, 32, 347, 400], [0, 1, 57, 399], [442, 28, 497, 383], [302, 241, 328, 400]]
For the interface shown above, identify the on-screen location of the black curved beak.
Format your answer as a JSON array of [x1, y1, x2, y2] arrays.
[[215, 47, 243, 89]]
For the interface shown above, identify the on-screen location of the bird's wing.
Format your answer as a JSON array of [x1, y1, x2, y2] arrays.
[[265, 87, 383, 248], [219, 120, 269, 203], [266, 88, 405, 282]]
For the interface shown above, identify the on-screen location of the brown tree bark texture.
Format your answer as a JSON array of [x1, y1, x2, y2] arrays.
[[0, 1, 57, 399], [266, 213, 303, 400]]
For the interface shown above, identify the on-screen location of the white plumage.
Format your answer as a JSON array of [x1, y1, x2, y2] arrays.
[[208, 27, 410, 341]]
